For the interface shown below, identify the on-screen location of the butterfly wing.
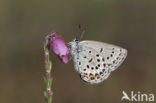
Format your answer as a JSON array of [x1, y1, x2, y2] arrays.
[[71, 40, 127, 84]]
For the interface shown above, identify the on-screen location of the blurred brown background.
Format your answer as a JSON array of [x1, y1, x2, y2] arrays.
[[0, 0, 156, 103]]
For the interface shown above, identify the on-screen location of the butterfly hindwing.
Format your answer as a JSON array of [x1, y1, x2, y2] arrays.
[[70, 40, 127, 84]]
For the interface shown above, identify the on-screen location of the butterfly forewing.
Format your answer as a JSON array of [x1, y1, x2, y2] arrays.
[[80, 41, 127, 71]]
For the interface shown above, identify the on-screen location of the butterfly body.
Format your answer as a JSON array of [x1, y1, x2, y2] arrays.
[[69, 38, 127, 84]]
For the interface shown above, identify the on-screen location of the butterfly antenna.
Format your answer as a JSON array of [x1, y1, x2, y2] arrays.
[[78, 25, 87, 40]]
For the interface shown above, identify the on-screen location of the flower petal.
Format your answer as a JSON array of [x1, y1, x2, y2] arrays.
[[47, 31, 69, 64]]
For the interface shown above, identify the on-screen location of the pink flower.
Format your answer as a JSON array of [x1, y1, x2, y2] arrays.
[[46, 31, 69, 64]]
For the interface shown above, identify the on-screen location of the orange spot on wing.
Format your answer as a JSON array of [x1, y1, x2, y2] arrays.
[[89, 74, 95, 80]]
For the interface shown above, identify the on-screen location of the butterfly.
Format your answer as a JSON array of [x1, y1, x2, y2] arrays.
[[69, 37, 127, 85]]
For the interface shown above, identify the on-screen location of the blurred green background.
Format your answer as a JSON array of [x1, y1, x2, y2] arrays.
[[0, 0, 156, 103]]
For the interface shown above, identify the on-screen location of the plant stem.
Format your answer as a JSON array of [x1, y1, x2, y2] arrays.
[[44, 42, 53, 103]]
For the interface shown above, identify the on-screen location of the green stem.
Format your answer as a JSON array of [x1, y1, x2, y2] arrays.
[[44, 43, 53, 103]]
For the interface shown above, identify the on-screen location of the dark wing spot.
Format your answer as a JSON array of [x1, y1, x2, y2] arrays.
[[96, 54, 99, 57], [79, 62, 81, 65], [83, 56, 86, 58], [107, 57, 109, 60], [89, 51, 91, 53], [102, 58, 105, 61], [102, 69, 105, 72], [100, 48, 103, 52], [110, 54, 113, 57], [95, 66, 98, 69], [108, 64, 111, 66], [88, 58, 93, 62], [97, 59, 100, 62], [87, 65, 89, 68], [83, 69, 86, 71], [91, 67, 94, 70], [112, 51, 114, 54], [100, 72, 103, 75], [113, 60, 116, 64], [98, 64, 100, 67], [103, 64, 106, 67]]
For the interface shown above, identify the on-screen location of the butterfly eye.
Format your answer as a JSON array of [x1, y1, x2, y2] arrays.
[[74, 37, 79, 42]]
